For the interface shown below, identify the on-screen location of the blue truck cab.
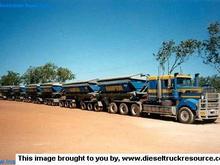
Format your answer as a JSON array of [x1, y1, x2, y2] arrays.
[[144, 73, 220, 123]]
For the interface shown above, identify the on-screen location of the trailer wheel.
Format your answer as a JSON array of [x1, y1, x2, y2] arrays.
[[80, 102, 87, 110], [119, 103, 129, 115], [178, 107, 195, 124], [131, 104, 141, 117], [69, 102, 73, 108], [48, 100, 52, 106], [44, 100, 47, 105], [94, 103, 103, 112], [72, 103, 76, 108], [59, 102, 64, 107], [65, 101, 69, 108], [87, 103, 93, 111], [109, 102, 118, 113]]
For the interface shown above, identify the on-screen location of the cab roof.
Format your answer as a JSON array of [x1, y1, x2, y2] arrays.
[[148, 74, 192, 81]]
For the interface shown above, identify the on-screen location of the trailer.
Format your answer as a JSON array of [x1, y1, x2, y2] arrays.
[[25, 84, 42, 103], [12, 86, 26, 101], [59, 81, 99, 109], [87, 76, 148, 115], [40, 83, 62, 106], [0, 86, 13, 100]]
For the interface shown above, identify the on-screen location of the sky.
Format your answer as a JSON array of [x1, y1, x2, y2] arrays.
[[0, 0, 220, 81]]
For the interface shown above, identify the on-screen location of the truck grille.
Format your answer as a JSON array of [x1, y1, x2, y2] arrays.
[[199, 93, 220, 119]]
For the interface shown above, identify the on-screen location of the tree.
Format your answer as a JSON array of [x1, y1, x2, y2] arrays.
[[202, 22, 220, 74], [199, 75, 220, 92], [56, 67, 75, 82], [22, 63, 75, 84], [41, 63, 57, 83], [22, 66, 43, 84], [154, 39, 199, 74], [154, 40, 175, 73], [0, 71, 21, 85]]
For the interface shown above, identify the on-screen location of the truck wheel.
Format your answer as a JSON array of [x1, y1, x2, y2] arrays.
[[65, 102, 69, 108], [59, 102, 64, 107], [119, 103, 129, 115], [109, 102, 118, 113], [178, 107, 195, 124], [80, 102, 87, 110], [94, 103, 103, 112], [72, 103, 76, 108], [87, 103, 93, 111], [131, 104, 141, 117], [52, 102, 55, 106], [69, 102, 73, 108], [48, 100, 52, 106]]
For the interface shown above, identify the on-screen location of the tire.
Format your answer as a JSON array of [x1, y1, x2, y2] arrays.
[[119, 103, 129, 115], [109, 102, 118, 113], [131, 104, 141, 117], [87, 103, 93, 111], [94, 103, 103, 112], [72, 103, 76, 108], [59, 102, 64, 107], [48, 100, 52, 106], [52, 102, 55, 106], [204, 119, 217, 123], [69, 102, 73, 108], [80, 102, 87, 110], [178, 107, 195, 124], [64, 101, 69, 108]]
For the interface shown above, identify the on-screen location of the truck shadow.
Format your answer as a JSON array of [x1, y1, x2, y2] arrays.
[[141, 113, 219, 125], [141, 113, 176, 122]]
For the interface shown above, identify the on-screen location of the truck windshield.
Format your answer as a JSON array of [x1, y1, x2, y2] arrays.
[[177, 78, 192, 86]]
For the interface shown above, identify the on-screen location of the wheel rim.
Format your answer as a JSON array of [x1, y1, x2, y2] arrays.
[[120, 104, 128, 114], [131, 104, 140, 116], [132, 106, 137, 115], [180, 110, 190, 122], [94, 103, 98, 111], [69, 103, 72, 108], [81, 103, 86, 110], [88, 104, 93, 110], [110, 104, 117, 113]]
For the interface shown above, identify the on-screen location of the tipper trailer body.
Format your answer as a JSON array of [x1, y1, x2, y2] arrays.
[[25, 84, 42, 103], [40, 83, 62, 106], [12, 86, 26, 101], [0, 86, 13, 100], [59, 81, 99, 109]]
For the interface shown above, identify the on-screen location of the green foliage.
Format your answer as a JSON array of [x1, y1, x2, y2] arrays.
[[154, 22, 220, 75], [154, 40, 175, 72], [0, 71, 21, 85], [199, 75, 220, 92], [56, 67, 75, 82], [202, 22, 220, 73], [22, 63, 75, 84], [41, 63, 57, 83], [22, 66, 43, 84], [154, 39, 199, 74]]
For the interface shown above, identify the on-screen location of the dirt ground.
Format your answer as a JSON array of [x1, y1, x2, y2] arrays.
[[0, 100, 220, 159]]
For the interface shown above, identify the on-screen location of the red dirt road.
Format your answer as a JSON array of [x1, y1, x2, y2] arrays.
[[0, 100, 220, 159]]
